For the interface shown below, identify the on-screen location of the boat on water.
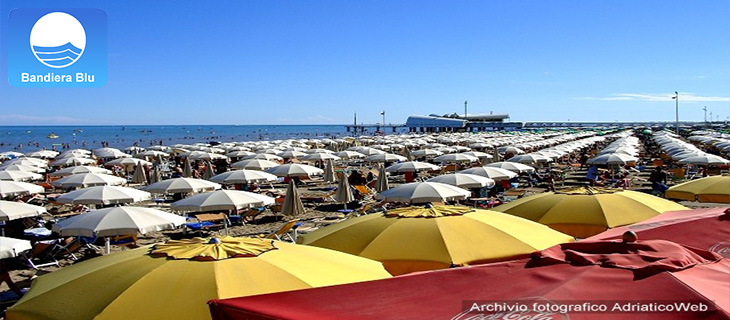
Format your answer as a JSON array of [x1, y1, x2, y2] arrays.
[[47, 133, 59, 139], [73, 129, 83, 133]]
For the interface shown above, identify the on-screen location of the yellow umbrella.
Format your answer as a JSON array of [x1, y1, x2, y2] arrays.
[[298, 205, 573, 276], [665, 175, 730, 203], [6, 237, 390, 320], [492, 187, 688, 238]]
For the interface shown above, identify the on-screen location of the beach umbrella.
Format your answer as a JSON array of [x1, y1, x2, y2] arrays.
[[298, 205, 573, 275], [106, 157, 152, 168], [279, 150, 307, 159], [266, 163, 323, 178], [56, 186, 151, 205], [50, 166, 112, 177], [334, 173, 354, 209], [323, 159, 336, 183], [0, 164, 46, 174], [0, 181, 45, 198], [209, 170, 277, 184], [588, 207, 730, 256], [225, 150, 255, 159], [334, 151, 365, 159], [52, 206, 186, 237], [486, 161, 535, 174], [497, 146, 525, 154], [24, 150, 58, 159], [144, 178, 221, 194], [0, 237, 32, 259], [203, 161, 215, 180], [677, 155, 730, 166], [375, 182, 470, 204], [459, 166, 518, 181], [301, 153, 340, 162], [93, 148, 129, 159], [0, 170, 42, 182], [507, 154, 553, 164], [49, 157, 96, 167], [665, 175, 730, 203], [411, 149, 443, 157], [433, 153, 478, 164], [375, 165, 389, 193], [364, 153, 407, 163], [400, 146, 414, 161], [182, 157, 193, 178], [217, 239, 730, 319], [131, 164, 148, 185], [586, 153, 638, 165], [0, 200, 46, 221], [6, 236, 391, 320], [171, 190, 274, 212], [385, 161, 439, 173], [281, 180, 305, 216], [243, 153, 283, 161], [231, 159, 279, 171], [138, 150, 170, 158], [149, 166, 162, 184], [2, 158, 48, 168], [51, 173, 127, 189], [426, 173, 495, 189], [492, 187, 688, 238]]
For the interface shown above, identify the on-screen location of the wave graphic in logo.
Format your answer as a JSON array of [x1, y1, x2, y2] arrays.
[[32, 42, 82, 67], [30, 12, 86, 68]]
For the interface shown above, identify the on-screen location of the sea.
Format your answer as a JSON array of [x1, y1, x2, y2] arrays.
[[0, 125, 410, 153]]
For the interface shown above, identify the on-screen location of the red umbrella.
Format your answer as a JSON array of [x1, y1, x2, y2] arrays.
[[587, 207, 730, 258], [209, 240, 730, 320]]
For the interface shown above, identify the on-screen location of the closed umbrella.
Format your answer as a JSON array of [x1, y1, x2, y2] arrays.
[[375, 182, 470, 204], [149, 166, 162, 184], [182, 157, 193, 178], [56, 186, 151, 205], [334, 173, 354, 210], [375, 165, 389, 193], [323, 159, 336, 183], [144, 178, 221, 194], [203, 161, 215, 180], [131, 164, 147, 185], [6, 237, 391, 320], [281, 180, 305, 216], [0, 200, 46, 221]]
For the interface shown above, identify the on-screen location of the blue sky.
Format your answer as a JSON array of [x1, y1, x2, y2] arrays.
[[1, 0, 729, 125]]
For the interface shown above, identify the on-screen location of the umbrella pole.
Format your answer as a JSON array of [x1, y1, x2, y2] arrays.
[[105, 237, 111, 255]]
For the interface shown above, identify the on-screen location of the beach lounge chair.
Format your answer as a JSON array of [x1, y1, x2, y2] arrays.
[[186, 213, 230, 235], [353, 185, 375, 200], [265, 220, 300, 242], [21, 238, 81, 269]]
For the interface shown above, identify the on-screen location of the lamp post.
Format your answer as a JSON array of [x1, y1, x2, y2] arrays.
[[671, 91, 679, 134]]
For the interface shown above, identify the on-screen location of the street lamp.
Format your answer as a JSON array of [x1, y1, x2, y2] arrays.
[[671, 91, 679, 134]]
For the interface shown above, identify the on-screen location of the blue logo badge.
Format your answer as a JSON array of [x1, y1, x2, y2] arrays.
[[8, 8, 107, 87]]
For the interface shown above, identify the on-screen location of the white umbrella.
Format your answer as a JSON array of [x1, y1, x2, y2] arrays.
[[411, 149, 444, 157], [433, 154, 479, 164], [364, 153, 407, 163], [105, 158, 152, 168], [0, 200, 46, 221], [385, 161, 440, 173], [49, 157, 97, 167], [279, 150, 307, 159], [0, 181, 45, 198], [0, 237, 32, 259], [209, 170, 278, 184], [225, 150, 255, 158], [486, 162, 535, 174], [52, 173, 127, 189], [301, 153, 341, 162], [0, 164, 46, 174], [25, 150, 58, 159], [426, 173, 495, 189], [171, 190, 274, 212], [52, 206, 186, 237], [375, 182, 470, 204], [131, 164, 148, 184], [266, 164, 324, 178], [586, 153, 638, 165], [335, 151, 366, 159], [94, 148, 130, 159], [2, 158, 48, 168], [0, 170, 43, 182], [56, 186, 151, 205], [231, 159, 280, 171], [51, 166, 113, 177], [497, 146, 526, 155], [507, 154, 553, 164], [458, 166, 518, 181], [677, 155, 730, 166], [144, 178, 221, 194], [243, 153, 284, 161]]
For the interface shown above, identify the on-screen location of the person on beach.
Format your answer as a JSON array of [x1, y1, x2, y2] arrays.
[[649, 166, 668, 193], [586, 165, 599, 186]]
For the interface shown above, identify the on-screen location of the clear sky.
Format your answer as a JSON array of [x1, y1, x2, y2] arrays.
[[1, 0, 729, 125]]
